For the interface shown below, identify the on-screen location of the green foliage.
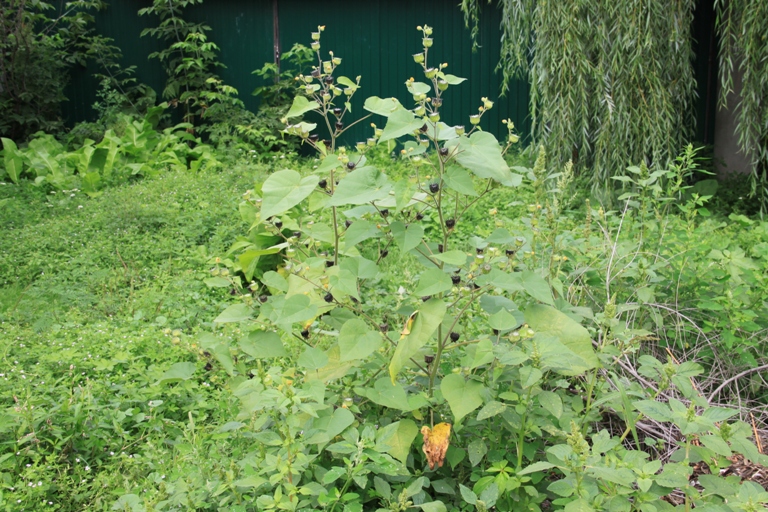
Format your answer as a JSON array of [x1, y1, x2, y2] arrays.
[[200, 26, 768, 512], [715, 0, 768, 212], [0, 0, 108, 141], [139, 0, 224, 128], [461, 0, 697, 200], [0, 105, 220, 194]]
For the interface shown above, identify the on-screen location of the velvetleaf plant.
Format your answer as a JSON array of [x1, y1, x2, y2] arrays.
[[208, 25, 768, 511]]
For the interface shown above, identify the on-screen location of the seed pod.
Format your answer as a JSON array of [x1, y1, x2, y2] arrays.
[[450, 332, 460, 342], [421, 295, 431, 302], [379, 323, 389, 332], [416, 212, 424, 220], [445, 219, 456, 229], [429, 182, 440, 193], [301, 329, 310, 339], [424, 354, 435, 364], [451, 275, 461, 285], [318, 178, 328, 189], [324, 292, 333, 303], [335, 121, 344, 131], [347, 161, 356, 170], [380, 249, 389, 258], [274, 220, 283, 228], [259, 295, 268, 303], [345, 219, 352, 228]]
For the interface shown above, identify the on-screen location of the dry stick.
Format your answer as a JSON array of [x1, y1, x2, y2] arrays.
[[750, 413, 763, 454], [707, 364, 768, 403]]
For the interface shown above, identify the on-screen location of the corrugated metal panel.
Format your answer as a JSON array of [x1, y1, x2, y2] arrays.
[[63, 0, 530, 146]]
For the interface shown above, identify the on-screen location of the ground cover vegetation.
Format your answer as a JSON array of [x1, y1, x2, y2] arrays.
[[1, 4, 768, 512]]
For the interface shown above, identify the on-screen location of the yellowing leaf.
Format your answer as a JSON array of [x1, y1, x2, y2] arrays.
[[421, 422, 451, 470]]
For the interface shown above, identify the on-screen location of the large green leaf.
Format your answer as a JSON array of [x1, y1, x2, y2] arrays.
[[413, 268, 452, 296], [239, 331, 288, 359], [328, 166, 392, 206], [441, 374, 484, 423], [376, 419, 418, 463], [343, 219, 381, 247], [525, 305, 598, 375], [379, 107, 426, 143], [390, 221, 424, 253], [214, 303, 253, 324], [157, 362, 196, 385], [443, 165, 478, 196], [260, 169, 318, 220], [364, 96, 405, 117], [389, 299, 447, 382], [444, 132, 519, 185], [1, 138, 24, 183], [338, 318, 382, 361], [521, 271, 554, 305], [361, 377, 428, 411], [285, 95, 320, 119]]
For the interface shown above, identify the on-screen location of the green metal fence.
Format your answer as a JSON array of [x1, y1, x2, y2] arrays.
[[64, 0, 716, 146], [64, 0, 531, 145]]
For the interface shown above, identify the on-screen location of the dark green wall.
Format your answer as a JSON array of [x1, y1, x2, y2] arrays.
[[64, 0, 531, 145], [65, 0, 717, 147]]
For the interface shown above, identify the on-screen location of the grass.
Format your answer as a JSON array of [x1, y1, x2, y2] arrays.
[[0, 163, 263, 510]]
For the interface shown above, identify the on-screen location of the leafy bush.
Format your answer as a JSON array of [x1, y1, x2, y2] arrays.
[[195, 26, 768, 512]]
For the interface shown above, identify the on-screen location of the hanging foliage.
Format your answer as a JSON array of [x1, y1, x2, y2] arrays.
[[715, 0, 768, 210], [462, 0, 698, 197]]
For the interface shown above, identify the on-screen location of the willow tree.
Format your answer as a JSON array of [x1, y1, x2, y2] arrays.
[[715, 0, 768, 208], [461, 0, 699, 196]]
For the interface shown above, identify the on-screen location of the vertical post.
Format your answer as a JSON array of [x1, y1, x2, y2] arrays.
[[272, 0, 281, 83]]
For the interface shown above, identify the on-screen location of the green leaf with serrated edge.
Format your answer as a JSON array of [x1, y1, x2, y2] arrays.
[[239, 331, 287, 359], [375, 419, 418, 463], [462, 339, 495, 369], [157, 362, 196, 385], [364, 96, 404, 117], [564, 499, 595, 512], [443, 165, 478, 196], [317, 153, 343, 173], [488, 309, 518, 331], [521, 271, 554, 305], [328, 166, 392, 206], [343, 219, 380, 247], [329, 269, 359, 300], [518, 461, 556, 476], [519, 367, 542, 388], [413, 268, 452, 296], [538, 391, 563, 419], [260, 169, 318, 220], [389, 299, 446, 382], [699, 435, 732, 457], [468, 438, 487, 466], [362, 377, 413, 410], [379, 107, 426, 143], [444, 132, 516, 185], [525, 304, 598, 375], [275, 294, 317, 326], [477, 401, 506, 421], [338, 318, 382, 361], [285, 95, 320, 119], [433, 250, 468, 265], [306, 345, 356, 383], [441, 374, 484, 422], [391, 221, 424, 253], [214, 303, 253, 323]]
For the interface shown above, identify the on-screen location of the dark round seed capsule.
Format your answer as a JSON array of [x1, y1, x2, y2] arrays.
[[451, 275, 461, 285], [324, 76, 334, 85], [259, 295, 268, 303], [380, 249, 389, 258], [274, 220, 283, 228], [416, 212, 424, 220], [450, 332, 460, 342], [345, 219, 352, 228], [492, 329, 499, 335], [292, 231, 301, 239], [421, 295, 431, 302], [347, 161, 356, 170], [325, 260, 334, 267], [379, 323, 389, 332], [324, 292, 333, 303], [323, 139, 332, 148], [419, 124, 428, 133], [318, 179, 327, 189], [380, 209, 389, 217], [506, 249, 516, 256], [204, 362, 213, 371], [333, 107, 342, 116], [335, 121, 344, 131], [437, 244, 443, 253], [309, 134, 320, 143], [445, 219, 456, 229], [424, 354, 435, 364], [429, 182, 439, 193], [301, 329, 310, 338], [476, 248, 484, 255], [439, 147, 449, 156]]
